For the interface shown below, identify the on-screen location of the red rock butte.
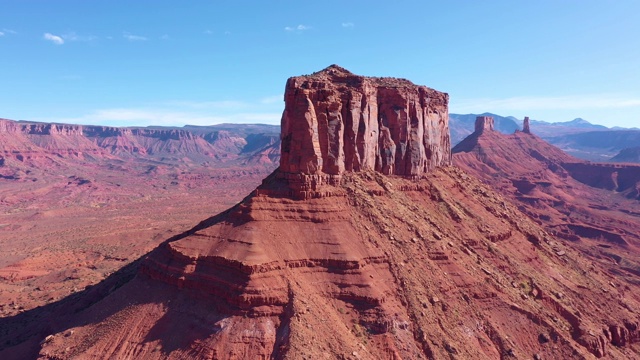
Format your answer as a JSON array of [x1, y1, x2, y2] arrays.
[[278, 65, 451, 198], [7, 66, 640, 360], [474, 116, 494, 134]]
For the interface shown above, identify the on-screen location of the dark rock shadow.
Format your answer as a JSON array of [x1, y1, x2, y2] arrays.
[[0, 202, 250, 359]]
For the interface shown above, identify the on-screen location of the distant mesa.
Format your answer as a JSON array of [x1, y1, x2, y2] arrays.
[[0, 118, 282, 167], [474, 116, 495, 134], [5, 66, 640, 360], [447, 112, 520, 145], [474, 115, 531, 135], [473, 115, 530, 135]]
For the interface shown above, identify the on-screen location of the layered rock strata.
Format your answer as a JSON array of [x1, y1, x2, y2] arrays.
[[474, 116, 494, 134], [278, 65, 451, 198], [0, 118, 279, 166], [5, 67, 640, 360], [453, 119, 640, 358]]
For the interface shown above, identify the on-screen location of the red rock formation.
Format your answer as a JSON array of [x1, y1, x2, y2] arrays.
[[0, 118, 279, 167], [523, 116, 531, 134], [453, 118, 640, 358], [474, 115, 494, 134], [6, 67, 640, 360], [279, 65, 451, 183]]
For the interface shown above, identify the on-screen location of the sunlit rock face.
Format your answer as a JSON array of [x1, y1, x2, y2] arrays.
[[279, 65, 451, 183]]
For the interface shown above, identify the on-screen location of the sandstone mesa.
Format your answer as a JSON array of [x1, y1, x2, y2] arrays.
[[1, 67, 640, 360]]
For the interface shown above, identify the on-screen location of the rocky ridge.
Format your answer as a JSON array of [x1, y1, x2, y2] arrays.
[[611, 146, 640, 163], [453, 116, 640, 358], [0, 118, 281, 168]]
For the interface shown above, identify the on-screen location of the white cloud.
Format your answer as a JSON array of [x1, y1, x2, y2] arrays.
[[160, 34, 169, 40], [451, 94, 640, 114], [43, 33, 64, 45], [342, 22, 355, 28], [0, 32, 4, 37], [56, 108, 281, 127], [166, 100, 249, 109], [204, 29, 231, 36], [236, 113, 281, 123], [260, 95, 282, 104], [285, 24, 311, 32], [62, 32, 97, 42], [44, 97, 284, 127], [123, 32, 148, 41], [2, 29, 17, 35]]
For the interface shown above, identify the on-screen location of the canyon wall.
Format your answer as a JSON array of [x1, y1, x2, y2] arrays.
[[0, 118, 279, 165]]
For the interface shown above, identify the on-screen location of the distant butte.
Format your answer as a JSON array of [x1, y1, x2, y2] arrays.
[[474, 115, 495, 134]]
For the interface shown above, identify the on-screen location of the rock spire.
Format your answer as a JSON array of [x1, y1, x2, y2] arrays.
[[523, 116, 531, 134], [474, 116, 494, 134]]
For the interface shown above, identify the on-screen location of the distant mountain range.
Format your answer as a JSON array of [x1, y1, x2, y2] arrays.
[[530, 117, 607, 128], [611, 146, 640, 163], [449, 113, 640, 162]]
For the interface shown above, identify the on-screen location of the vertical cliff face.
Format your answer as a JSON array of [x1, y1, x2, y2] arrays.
[[279, 65, 451, 182], [474, 116, 494, 134], [523, 116, 531, 134]]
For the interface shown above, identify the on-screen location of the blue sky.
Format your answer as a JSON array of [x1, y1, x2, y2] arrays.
[[1, 1, 639, 127]]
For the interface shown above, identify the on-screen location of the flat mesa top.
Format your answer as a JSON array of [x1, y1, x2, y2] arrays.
[[299, 64, 428, 89]]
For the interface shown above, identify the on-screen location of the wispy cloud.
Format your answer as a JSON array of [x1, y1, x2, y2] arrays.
[[1, 29, 17, 36], [0, 31, 4, 37], [55, 108, 280, 127], [44, 97, 284, 127], [123, 32, 147, 41], [260, 95, 282, 104], [285, 24, 311, 32], [342, 22, 355, 28], [451, 94, 640, 113], [204, 30, 231, 36], [43, 33, 64, 45], [62, 32, 97, 42], [165, 100, 249, 109], [160, 34, 169, 40]]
